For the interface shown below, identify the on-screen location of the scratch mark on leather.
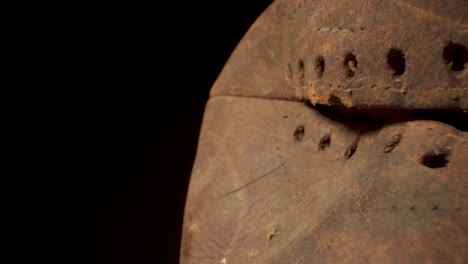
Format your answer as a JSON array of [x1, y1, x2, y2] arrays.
[[220, 164, 284, 199]]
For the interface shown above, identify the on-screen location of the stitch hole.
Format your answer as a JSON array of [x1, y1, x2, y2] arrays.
[[387, 49, 406, 75], [298, 59, 305, 84], [318, 134, 331, 151], [344, 140, 358, 159], [293, 126, 305, 142], [287, 63, 293, 80], [421, 151, 449, 168], [344, 53, 357, 77], [315, 55, 325, 78], [383, 134, 402, 153], [443, 42, 468, 71]]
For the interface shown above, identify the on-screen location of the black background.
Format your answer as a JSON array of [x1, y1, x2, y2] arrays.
[[62, 1, 274, 263]]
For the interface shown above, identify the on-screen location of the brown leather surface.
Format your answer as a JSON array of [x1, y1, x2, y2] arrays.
[[181, 0, 468, 263], [181, 97, 467, 263], [211, 0, 468, 109]]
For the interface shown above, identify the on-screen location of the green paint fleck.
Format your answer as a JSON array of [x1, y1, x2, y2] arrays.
[[319, 27, 354, 34]]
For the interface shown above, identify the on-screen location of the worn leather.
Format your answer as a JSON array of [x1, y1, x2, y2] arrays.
[[181, 0, 468, 263], [211, 0, 468, 109]]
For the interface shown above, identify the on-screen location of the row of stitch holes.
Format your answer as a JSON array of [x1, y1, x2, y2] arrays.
[[295, 128, 452, 169], [307, 43, 467, 79], [397, 205, 462, 212], [293, 128, 355, 159], [293, 127, 463, 213], [293, 128, 461, 210]]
